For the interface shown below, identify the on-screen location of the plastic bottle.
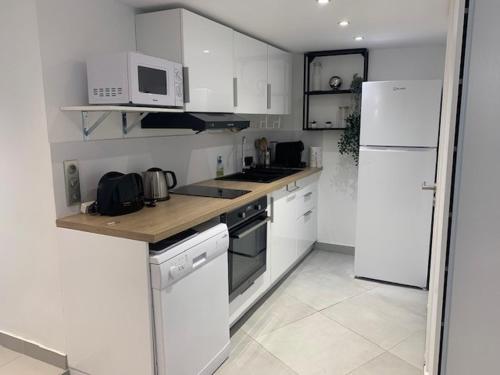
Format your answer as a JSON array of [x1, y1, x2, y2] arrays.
[[216, 155, 224, 177]]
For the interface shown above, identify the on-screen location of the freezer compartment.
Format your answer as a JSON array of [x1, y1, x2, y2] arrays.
[[354, 147, 437, 287], [360, 80, 442, 148]]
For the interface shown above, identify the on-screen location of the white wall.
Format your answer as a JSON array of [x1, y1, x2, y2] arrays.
[[443, 0, 500, 373], [0, 0, 65, 353], [318, 45, 446, 246]]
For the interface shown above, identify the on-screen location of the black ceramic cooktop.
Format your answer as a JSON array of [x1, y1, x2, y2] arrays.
[[171, 185, 251, 199]]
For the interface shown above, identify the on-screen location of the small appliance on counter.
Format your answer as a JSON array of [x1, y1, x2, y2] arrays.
[[143, 168, 177, 203], [274, 141, 305, 168], [95, 172, 144, 216]]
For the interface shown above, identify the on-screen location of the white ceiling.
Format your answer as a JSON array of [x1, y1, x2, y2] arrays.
[[120, 0, 449, 52]]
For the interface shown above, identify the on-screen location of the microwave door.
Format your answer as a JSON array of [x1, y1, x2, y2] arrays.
[[128, 52, 172, 106]]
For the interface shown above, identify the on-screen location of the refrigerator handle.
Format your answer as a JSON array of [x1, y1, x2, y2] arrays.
[[422, 182, 437, 191]]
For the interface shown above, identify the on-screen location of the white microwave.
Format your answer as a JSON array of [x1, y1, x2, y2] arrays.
[[86, 51, 183, 107]]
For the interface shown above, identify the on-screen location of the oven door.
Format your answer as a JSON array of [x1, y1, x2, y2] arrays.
[[228, 215, 270, 301], [128, 53, 175, 106]]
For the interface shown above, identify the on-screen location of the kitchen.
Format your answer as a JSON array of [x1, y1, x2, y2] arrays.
[[1, 1, 495, 375]]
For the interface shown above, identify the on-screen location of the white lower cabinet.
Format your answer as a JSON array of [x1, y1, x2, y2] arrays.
[[270, 178, 318, 284]]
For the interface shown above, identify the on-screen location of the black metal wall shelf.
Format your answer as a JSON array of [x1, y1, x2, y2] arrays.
[[303, 48, 369, 131]]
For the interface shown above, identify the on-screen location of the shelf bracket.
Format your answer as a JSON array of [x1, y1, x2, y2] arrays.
[[122, 112, 150, 135], [82, 111, 112, 138]]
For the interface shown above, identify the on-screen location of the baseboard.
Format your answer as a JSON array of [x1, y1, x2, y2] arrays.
[[0, 331, 67, 370], [315, 242, 355, 255]]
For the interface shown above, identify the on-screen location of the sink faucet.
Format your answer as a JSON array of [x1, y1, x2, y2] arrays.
[[241, 136, 247, 171]]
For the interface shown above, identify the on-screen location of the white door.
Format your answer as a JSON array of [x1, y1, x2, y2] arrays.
[[268, 46, 292, 115], [233, 32, 268, 114], [355, 147, 437, 287], [182, 10, 234, 112], [360, 80, 442, 147]]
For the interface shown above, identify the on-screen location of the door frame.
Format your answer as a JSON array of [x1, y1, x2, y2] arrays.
[[424, 0, 466, 374]]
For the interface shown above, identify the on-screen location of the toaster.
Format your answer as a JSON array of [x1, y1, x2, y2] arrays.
[[96, 172, 145, 216]]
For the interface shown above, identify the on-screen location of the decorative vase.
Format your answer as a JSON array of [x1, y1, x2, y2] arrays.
[[311, 61, 322, 91]]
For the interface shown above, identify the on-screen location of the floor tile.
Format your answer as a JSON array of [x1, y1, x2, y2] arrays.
[[322, 291, 426, 349], [256, 313, 383, 375], [0, 346, 21, 367], [241, 292, 316, 339], [215, 330, 296, 375], [0, 355, 63, 375], [348, 352, 422, 375], [281, 270, 367, 310], [390, 330, 426, 369], [369, 285, 428, 317]]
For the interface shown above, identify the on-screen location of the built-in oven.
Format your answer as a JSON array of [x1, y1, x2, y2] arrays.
[[221, 196, 269, 302]]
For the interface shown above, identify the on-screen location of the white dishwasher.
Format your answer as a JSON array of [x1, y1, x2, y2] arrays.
[[149, 223, 230, 375]]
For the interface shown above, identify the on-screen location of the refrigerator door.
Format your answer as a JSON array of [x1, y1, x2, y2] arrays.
[[354, 147, 437, 287], [360, 80, 442, 147]]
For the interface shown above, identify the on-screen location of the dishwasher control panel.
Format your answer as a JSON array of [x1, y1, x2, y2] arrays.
[[150, 224, 229, 290]]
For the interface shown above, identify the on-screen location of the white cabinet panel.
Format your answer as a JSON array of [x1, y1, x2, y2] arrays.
[[268, 46, 292, 115], [136, 9, 234, 113], [233, 32, 268, 114], [297, 208, 317, 258], [182, 11, 234, 112], [270, 189, 298, 283]]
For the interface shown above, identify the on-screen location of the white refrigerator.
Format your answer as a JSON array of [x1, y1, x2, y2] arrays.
[[354, 80, 442, 288]]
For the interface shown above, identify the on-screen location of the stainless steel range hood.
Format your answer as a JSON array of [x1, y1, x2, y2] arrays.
[[141, 112, 250, 133]]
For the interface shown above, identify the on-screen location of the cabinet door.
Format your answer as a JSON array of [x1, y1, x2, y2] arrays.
[[297, 208, 317, 258], [182, 10, 234, 112], [270, 190, 298, 283], [267, 46, 292, 115], [233, 32, 268, 114]]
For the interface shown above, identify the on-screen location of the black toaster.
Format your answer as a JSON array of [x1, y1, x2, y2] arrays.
[[96, 172, 145, 216]]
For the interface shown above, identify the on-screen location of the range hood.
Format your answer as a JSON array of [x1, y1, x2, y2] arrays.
[[141, 112, 250, 133]]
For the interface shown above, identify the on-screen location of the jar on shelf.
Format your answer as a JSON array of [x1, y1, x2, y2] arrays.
[[311, 61, 322, 91]]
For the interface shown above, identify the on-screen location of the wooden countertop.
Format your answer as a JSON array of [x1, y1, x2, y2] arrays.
[[56, 168, 322, 243]]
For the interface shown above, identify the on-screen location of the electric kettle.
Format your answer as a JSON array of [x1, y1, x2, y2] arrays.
[[143, 168, 177, 202]]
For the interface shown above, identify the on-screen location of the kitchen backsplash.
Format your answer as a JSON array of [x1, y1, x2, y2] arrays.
[[51, 129, 321, 217]]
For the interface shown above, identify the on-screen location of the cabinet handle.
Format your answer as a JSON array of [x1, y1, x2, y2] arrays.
[[183, 67, 190, 103], [267, 83, 271, 109], [304, 192, 313, 198], [233, 77, 238, 107], [304, 210, 313, 217], [286, 184, 300, 193]]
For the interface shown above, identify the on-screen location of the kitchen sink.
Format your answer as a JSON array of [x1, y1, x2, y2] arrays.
[[216, 168, 302, 183]]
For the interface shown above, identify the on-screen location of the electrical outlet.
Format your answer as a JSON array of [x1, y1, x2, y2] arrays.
[[64, 160, 81, 206]]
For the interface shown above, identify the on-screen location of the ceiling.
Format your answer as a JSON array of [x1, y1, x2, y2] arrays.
[[120, 0, 449, 52]]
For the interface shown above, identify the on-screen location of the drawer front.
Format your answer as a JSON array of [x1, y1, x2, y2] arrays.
[[297, 182, 317, 217], [297, 207, 317, 257]]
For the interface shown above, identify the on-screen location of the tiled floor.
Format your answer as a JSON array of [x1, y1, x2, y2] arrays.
[[0, 346, 64, 375], [217, 249, 427, 375]]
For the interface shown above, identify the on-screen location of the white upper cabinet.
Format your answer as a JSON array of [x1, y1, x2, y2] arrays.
[[136, 9, 234, 113], [267, 46, 292, 115], [233, 31, 268, 114]]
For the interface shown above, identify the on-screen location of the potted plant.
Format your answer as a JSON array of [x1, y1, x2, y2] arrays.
[[338, 74, 363, 164]]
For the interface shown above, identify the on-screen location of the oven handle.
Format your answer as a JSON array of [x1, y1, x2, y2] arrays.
[[230, 217, 270, 239]]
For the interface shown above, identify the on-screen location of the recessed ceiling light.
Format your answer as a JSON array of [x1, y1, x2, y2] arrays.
[[316, 0, 331, 4], [203, 49, 210, 54], [354, 36, 364, 41], [338, 20, 350, 27]]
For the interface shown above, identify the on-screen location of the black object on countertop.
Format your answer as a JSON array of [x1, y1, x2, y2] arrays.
[[171, 185, 251, 199], [216, 167, 302, 183], [96, 172, 144, 216], [274, 141, 305, 168]]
